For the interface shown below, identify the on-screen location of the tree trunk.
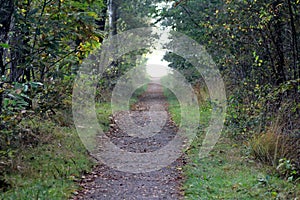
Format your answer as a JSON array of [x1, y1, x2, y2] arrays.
[[0, 0, 14, 76], [108, 0, 118, 36], [0, 0, 14, 115], [287, 0, 299, 80], [271, 0, 286, 84], [96, 0, 108, 43]]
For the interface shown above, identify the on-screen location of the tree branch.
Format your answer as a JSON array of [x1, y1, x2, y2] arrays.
[[179, 5, 202, 29]]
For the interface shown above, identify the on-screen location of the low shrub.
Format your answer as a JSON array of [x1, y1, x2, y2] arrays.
[[249, 131, 288, 166]]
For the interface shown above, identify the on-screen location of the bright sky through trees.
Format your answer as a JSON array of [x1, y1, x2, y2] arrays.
[[146, 50, 170, 78]]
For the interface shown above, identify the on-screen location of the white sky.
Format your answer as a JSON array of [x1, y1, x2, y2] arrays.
[[146, 50, 170, 78], [145, 1, 173, 78]]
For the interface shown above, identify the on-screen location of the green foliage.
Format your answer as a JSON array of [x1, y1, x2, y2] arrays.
[[6, 0, 105, 81], [158, 0, 300, 135], [156, 0, 300, 180], [0, 1, 108, 195], [0, 81, 39, 152], [117, 0, 162, 31], [0, 0, 105, 172], [96, 102, 112, 132], [276, 158, 299, 182]]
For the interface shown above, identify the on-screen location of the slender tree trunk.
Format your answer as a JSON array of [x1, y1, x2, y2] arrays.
[[0, 0, 14, 76], [287, 0, 299, 80], [0, 0, 14, 115], [108, 0, 119, 70], [96, 0, 108, 43], [271, 0, 286, 84], [108, 0, 118, 36]]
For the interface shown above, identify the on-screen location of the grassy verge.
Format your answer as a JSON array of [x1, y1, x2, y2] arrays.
[[163, 87, 300, 199], [111, 83, 149, 111], [96, 102, 113, 132], [0, 103, 112, 199], [129, 84, 148, 106], [1, 127, 93, 199]]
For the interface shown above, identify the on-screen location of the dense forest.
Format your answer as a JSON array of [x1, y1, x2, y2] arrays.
[[0, 0, 299, 199]]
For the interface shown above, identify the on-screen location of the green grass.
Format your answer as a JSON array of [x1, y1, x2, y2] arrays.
[[1, 126, 93, 199], [129, 84, 148, 106], [183, 139, 300, 199], [1, 102, 112, 199], [111, 84, 148, 111], [96, 102, 112, 132], [163, 87, 300, 200]]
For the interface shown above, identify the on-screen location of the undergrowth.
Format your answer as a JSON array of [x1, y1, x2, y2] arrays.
[[163, 86, 300, 200], [0, 126, 93, 199], [0, 102, 112, 199]]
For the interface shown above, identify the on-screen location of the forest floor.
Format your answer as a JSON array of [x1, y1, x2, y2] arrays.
[[73, 82, 185, 199]]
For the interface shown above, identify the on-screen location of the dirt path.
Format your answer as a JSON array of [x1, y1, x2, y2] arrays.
[[73, 81, 185, 200]]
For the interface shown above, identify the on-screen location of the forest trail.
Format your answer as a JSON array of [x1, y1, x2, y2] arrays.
[[73, 80, 185, 200]]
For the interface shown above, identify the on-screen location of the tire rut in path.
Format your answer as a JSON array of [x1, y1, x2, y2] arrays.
[[73, 82, 185, 200]]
